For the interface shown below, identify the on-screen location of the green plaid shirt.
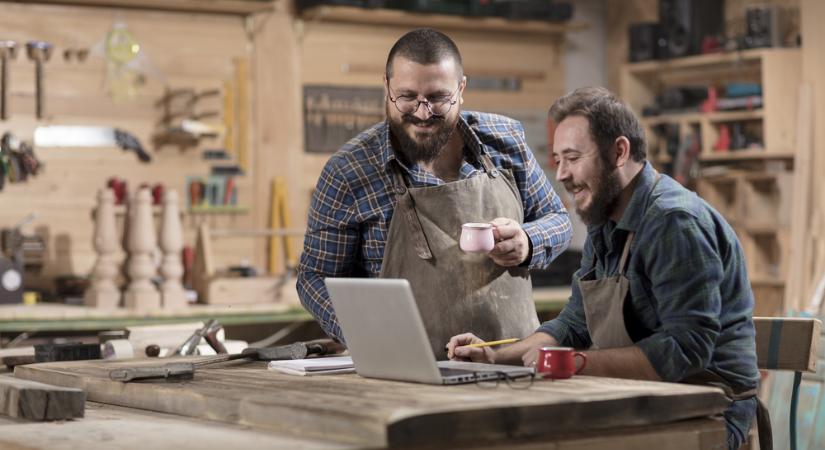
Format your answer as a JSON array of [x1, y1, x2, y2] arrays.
[[539, 162, 759, 389]]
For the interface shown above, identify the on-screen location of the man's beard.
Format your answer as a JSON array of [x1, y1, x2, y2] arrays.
[[566, 157, 622, 225], [388, 104, 457, 164]]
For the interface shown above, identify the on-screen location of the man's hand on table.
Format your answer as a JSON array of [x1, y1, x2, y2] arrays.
[[446, 333, 497, 364], [446, 332, 560, 367]]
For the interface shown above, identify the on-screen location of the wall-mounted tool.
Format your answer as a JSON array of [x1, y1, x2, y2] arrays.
[[33, 125, 151, 162], [26, 41, 52, 120], [0, 41, 17, 120], [0, 214, 45, 304]]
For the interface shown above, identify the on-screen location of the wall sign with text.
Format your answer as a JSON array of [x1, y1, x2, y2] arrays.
[[304, 85, 385, 153]]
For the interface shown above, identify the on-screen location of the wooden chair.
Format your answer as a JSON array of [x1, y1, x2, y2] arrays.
[[754, 316, 822, 450]]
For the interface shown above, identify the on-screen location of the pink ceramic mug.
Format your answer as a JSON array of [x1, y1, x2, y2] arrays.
[[460, 223, 495, 253]]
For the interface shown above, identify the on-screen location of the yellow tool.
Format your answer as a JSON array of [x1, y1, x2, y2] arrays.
[[234, 58, 249, 173], [269, 177, 296, 274]]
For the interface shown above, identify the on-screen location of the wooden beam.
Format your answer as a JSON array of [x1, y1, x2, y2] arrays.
[[0, 376, 85, 420], [785, 84, 813, 312], [4, 0, 274, 15], [300, 5, 585, 36]]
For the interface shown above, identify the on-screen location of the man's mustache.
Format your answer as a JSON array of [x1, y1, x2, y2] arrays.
[[402, 114, 444, 127]]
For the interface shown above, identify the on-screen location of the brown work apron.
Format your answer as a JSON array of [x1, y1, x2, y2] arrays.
[[579, 173, 772, 450], [579, 173, 661, 349], [380, 153, 539, 360]]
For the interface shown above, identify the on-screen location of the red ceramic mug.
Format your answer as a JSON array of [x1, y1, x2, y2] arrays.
[[537, 347, 587, 379]]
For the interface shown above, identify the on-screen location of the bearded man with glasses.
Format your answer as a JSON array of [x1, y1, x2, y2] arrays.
[[298, 28, 572, 359]]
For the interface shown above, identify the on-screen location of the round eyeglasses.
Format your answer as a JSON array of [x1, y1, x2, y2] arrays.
[[387, 82, 460, 117]]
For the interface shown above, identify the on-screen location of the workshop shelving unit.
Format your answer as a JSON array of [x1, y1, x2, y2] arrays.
[[621, 48, 801, 316]]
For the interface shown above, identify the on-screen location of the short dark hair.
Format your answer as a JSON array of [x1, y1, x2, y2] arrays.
[[548, 87, 646, 163], [385, 28, 463, 80]]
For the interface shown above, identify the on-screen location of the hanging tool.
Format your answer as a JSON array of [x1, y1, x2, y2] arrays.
[[109, 340, 345, 382], [33, 126, 151, 162], [25, 41, 52, 120], [0, 40, 17, 121]]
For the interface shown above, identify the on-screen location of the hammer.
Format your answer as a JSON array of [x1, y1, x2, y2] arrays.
[[26, 41, 52, 120], [0, 41, 17, 120]]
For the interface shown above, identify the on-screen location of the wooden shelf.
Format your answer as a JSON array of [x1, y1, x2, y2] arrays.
[[0, 303, 310, 332], [741, 223, 782, 235], [643, 113, 704, 126], [653, 149, 795, 165], [625, 48, 769, 75], [707, 110, 764, 123], [4, 0, 274, 15], [0, 290, 567, 332], [188, 206, 249, 214], [299, 5, 585, 36], [750, 275, 785, 287], [533, 286, 571, 313], [643, 110, 763, 127], [700, 149, 795, 161]]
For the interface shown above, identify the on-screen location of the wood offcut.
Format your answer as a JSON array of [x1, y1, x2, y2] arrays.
[[0, 376, 85, 420]]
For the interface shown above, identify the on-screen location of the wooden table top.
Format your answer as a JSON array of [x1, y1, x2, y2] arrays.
[[14, 357, 729, 449]]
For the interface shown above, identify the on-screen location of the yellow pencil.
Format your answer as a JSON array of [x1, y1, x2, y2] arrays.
[[464, 338, 520, 348]]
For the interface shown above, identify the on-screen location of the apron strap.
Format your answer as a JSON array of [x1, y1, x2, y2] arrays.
[[389, 161, 433, 260], [616, 172, 663, 277], [618, 232, 635, 277], [478, 153, 500, 179]]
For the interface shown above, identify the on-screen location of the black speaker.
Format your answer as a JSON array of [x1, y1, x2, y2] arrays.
[[659, 0, 724, 58], [628, 22, 664, 62], [745, 5, 783, 48]]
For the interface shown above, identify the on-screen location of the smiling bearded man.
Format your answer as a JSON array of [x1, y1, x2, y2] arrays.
[[447, 87, 768, 450], [298, 28, 572, 360]]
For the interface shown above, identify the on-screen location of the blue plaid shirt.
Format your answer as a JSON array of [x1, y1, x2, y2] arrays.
[[298, 111, 572, 340], [539, 162, 758, 389]]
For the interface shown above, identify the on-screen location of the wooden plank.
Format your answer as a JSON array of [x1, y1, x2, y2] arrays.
[[0, 375, 85, 420], [3, 0, 273, 15], [0, 401, 354, 450], [755, 317, 821, 372], [801, 0, 825, 316], [785, 84, 814, 312], [14, 359, 729, 448], [300, 5, 584, 36]]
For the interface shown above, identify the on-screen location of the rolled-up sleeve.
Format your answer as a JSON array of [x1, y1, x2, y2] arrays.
[[634, 211, 723, 382]]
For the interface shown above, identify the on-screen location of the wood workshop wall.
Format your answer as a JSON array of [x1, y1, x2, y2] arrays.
[[0, 1, 569, 290], [0, 2, 255, 289], [604, 0, 801, 93]]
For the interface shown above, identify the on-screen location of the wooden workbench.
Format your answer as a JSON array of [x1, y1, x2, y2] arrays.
[[10, 356, 729, 449]]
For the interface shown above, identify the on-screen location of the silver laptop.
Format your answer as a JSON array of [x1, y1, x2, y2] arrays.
[[325, 277, 534, 385]]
